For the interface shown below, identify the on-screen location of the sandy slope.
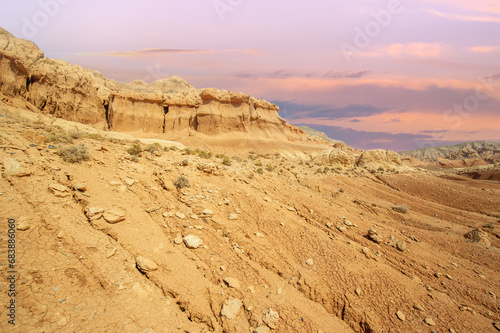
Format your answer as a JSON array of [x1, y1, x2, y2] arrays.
[[1, 104, 499, 333]]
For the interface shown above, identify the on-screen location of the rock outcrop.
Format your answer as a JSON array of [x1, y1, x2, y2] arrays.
[[313, 148, 356, 167], [400, 141, 500, 163], [0, 27, 305, 141], [356, 149, 404, 170]]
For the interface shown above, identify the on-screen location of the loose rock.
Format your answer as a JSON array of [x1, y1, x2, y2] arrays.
[[255, 326, 270, 333], [220, 298, 242, 320], [48, 183, 71, 197], [2, 158, 30, 177], [464, 229, 491, 247], [103, 208, 126, 224], [368, 229, 383, 244], [396, 241, 407, 252], [183, 235, 202, 249], [305, 258, 314, 266], [424, 317, 436, 326], [86, 207, 105, 220], [414, 304, 425, 312], [223, 277, 240, 289], [262, 308, 280, 329], [396, 310, 406, 321], [136, 256, 159, 272]]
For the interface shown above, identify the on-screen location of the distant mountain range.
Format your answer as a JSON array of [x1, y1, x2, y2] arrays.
[[400, 141, 500, 162]]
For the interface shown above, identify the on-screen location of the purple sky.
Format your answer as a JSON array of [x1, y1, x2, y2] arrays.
[[1, 0, 499, 151]]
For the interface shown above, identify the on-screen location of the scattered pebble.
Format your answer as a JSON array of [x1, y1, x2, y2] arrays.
[[396, 310, 405, 321]]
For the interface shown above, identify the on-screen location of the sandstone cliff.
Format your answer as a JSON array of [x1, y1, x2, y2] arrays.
[[0, 27, 305, 142]]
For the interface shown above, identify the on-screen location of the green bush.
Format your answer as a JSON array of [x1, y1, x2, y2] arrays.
[[58, 145, 89, 163]]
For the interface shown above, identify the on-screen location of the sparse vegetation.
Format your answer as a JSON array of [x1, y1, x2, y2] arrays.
[[256, 168, 263, 174], [85, 133, 105, 141], [183, 148, 196, 155], [393, 204, 410, 214], [198, 150, 213, 159], [144, 142, 162, 154], [174, 176, 190, 189], [222, 157, 232, 166], [44, 132, 73, 144], [181, 159, 189, 166], [68, 129, 84, 139], [58, 145, 89, 163], [266, 164, 275, 172], [127, 143, 143, 156]]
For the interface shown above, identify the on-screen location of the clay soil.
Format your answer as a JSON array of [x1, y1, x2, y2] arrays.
[[1, 104, 500, 333]]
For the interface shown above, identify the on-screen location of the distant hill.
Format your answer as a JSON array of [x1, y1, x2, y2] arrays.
[[296, 126, 344, 145], [400, 141, 500, 162]]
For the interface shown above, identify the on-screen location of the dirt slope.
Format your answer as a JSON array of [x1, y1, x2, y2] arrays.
[[1, 104, 500, 333]]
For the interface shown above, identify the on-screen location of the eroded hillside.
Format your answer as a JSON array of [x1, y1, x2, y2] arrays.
[[1, 103, 500, 333]]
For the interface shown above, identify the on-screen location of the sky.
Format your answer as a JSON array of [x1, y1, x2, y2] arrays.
[[1, 0, 499, 151]]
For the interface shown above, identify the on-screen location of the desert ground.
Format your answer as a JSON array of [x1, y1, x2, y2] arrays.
[[1, 101, 499, 333]]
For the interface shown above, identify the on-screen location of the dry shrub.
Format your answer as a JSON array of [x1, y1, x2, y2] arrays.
[[58, 145, 89, 163]]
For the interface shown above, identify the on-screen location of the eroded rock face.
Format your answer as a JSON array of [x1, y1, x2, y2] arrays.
[[0, 27, 306, 141], [356, 149, 404, 170], [313, 148, 356, 167]]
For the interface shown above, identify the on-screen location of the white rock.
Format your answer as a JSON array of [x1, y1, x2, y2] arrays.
[[183, 235, 202, 249], [228, 214, 238, 220], [306, 258, 314, 266], [175, 212, 186, 219], [220, 298, 242, 320], [255, 232, 265, 238], [202, 209, 214, 215], [262, 308, 280, 329]]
